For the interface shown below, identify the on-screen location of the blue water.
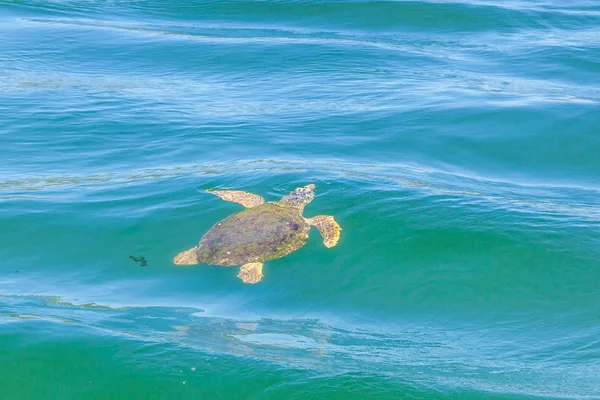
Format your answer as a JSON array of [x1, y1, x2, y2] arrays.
[[1, 1, 599, 398]]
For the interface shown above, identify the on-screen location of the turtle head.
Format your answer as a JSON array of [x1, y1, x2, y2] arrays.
[[279, 184, 315, 212]]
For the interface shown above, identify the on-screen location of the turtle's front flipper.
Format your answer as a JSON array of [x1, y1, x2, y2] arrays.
[[238, 262, 264, 284], [174, 247, 200, 265], [207, 190, 264, 208], [306, 216, 341, 248]]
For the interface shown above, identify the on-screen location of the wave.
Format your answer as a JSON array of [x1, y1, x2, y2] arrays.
[[1, 159, 599, 223], [2, 189, 597, 388], [1, 292, 598, 399], [5, 0, 600, 31]]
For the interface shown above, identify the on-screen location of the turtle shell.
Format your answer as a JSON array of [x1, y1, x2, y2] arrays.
[[196, 203, 310, 266]]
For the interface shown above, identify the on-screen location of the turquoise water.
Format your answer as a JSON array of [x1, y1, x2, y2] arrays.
[[1, 0, 600, 398]]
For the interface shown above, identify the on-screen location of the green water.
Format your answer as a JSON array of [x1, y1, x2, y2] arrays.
[[1, 0, 599, 398]]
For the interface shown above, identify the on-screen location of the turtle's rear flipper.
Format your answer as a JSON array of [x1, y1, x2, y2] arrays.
[[238, 262, 264, 284], [207, 190, 264, 208], [307, 216, 341, 248], [174, 247, 200, 265]]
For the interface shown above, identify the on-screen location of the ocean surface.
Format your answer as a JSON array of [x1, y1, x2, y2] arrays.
[[1, 0, 599, 398]]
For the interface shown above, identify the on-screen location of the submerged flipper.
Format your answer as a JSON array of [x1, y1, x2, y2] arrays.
[[307, 216, 341, 248], [174, 247, 200, 265], [207, 189, 265, 208], [238, 262, 264, 284]]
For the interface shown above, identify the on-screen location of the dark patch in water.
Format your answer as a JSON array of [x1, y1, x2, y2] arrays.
[[129, 256, 147, 266]]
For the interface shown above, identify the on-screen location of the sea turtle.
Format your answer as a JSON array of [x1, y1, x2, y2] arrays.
[[174, 184, 341, 284]]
